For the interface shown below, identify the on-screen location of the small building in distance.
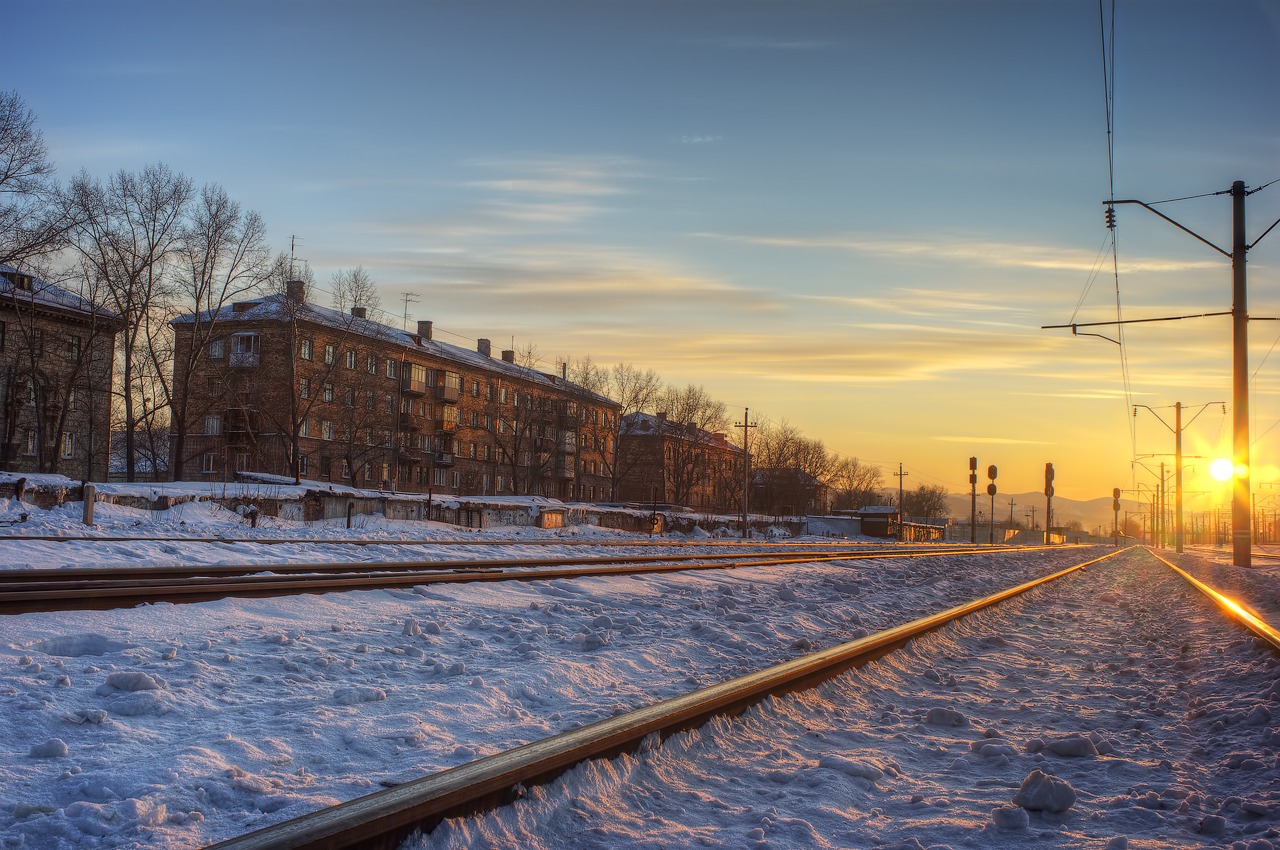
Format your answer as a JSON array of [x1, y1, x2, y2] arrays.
[[751, 466, 831, 518], [0, 265, 118, 480], [855, 505, 899, 538], [615, 411, 744, 513], [169, 282, 620, 500]]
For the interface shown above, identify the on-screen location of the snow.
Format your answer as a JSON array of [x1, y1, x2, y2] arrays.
[[0, 491, 1277, 849]]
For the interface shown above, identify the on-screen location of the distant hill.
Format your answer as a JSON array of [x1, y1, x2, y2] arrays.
[[942, 491, 1141, 534]]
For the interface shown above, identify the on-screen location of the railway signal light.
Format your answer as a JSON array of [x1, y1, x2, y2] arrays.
[[987, 483, 997, 497], [987, 465, 997, 481], [1044, 462, 1055, 498], [1112, 487, 1121, 512]]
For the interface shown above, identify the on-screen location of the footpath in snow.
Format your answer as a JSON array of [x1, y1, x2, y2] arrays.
[[414, 547, 1280, 850]]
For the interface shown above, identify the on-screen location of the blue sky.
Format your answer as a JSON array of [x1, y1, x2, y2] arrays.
[[10, 0, 1280, 506]]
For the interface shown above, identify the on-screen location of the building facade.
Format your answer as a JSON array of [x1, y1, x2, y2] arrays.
[[170, 283, 620, 500], [615, 411, 744, 512], [0, 266, 118, 480]]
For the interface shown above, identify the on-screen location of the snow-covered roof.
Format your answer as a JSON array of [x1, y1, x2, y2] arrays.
[[172, 293, 617, 407], [0, 264, 116, 321], [621, 412, 740, 450]]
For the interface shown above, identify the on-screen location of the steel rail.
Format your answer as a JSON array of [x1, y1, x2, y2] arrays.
[[0, 545, 1077, 613], [207, 547, 1127, 850], [1146, 548, 1280, 653], [0, 543, 1042, 584], [0, 535, 890, 546]]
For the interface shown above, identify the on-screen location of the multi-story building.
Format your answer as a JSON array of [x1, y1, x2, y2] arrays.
[[170, 282, 620, 500], [0, 265, 118, 480], [615, 411, 744, 512]]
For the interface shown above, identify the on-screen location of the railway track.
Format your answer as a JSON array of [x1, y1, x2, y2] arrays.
[[204, 546, 1280, 850], [207, 547, 1164, 850], [0, 544, 1069, 613]]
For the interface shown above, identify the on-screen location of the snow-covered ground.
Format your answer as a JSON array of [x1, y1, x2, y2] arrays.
[[0, 493, 1276, 849]]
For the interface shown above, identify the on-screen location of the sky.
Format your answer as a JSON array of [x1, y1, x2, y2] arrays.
[[8, 0, 1280, 504]]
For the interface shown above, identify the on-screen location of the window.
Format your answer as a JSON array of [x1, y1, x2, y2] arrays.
[[341, 459, 351, 479], [300, 338, 313, 360], [209, 339, 225, 358], [299, 418, 311, 437], [67, 336, 81, 361], [29, 329, 43, 356], [344, 386, 355, 407], [324, 344, 336, 365], [385, 359, 397, 379], [500, 388, 509, 405], [486, 382, 494, 401], [299, 377, 310, 399], [384, 394, 394, 414], [0, 321, 5, 350], [204, 414, 222, 435], [469, 442, 477, 459], [235, 453, 250, 472], [483, 444, 491, 461], [470, 411, 480, 427], [497, 418, 507, 435], [322, 420, 334, 440], [67, 388, 79, 411], [365, 389, 375, 411], [345, 349, 357, 369], [207, 377, 224, 397], [230, 333, 260, 366], [452, 471, 461, 489], [367, 355, 377, 374], [60, 432, 76, 459], [434, 467, 447, 487], [471, 380, 480, 397], [323, 382, 334, 402], [22, 429, 36, 455], [299, 455, 309, 475], [202, 452, 217, 473]]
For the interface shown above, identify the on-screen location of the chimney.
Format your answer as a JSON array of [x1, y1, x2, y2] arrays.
[[477, 338, 491, 357], [501, 349, 515, 363], [656, 411, 667, 424], [417, 320, 433, 340], [285, 280, 306, 302], [351, 306, 366, 319]]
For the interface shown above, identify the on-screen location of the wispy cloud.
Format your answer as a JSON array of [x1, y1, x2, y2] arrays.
[[933, 436, 1053, 445], [696, 36, 837, 51], [694, 231, 1221, 275]]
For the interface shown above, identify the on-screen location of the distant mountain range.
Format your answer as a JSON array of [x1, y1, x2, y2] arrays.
[[942, 491, 1142, 534]]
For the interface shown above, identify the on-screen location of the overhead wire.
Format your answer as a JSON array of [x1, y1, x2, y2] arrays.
[[1096, 0, 1138, 461]]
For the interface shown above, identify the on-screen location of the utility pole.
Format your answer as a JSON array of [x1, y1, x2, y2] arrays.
[[735, 408, 755, 539], [1047, 181, 1280, 567], [1008, 495, 1016, 531], [895, 463, 909, 521], [1026, 505, 1036, 531], [1134, 401, 1223, 553], [968, 457, 978, 544]]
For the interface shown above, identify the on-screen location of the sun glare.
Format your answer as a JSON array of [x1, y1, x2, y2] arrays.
[[1209, 458, 1234, 481]]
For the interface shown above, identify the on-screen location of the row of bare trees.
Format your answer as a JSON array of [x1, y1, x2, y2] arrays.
[[565, 356, 914, 515], [2, 90, 389, 481]]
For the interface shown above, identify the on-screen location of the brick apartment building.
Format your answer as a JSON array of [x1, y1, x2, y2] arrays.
[[170, 282, 620, 500], [0, 265, 118, 480], [615, 411, 744, 512]]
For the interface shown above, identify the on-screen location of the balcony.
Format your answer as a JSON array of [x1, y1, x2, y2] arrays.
[[228, 350, 260, 369], [401, 377, 429, 396], [432, 451, 455, 467], [398, 413, 421, 431], [555, 460, 576, 480], [436, 384, 461, 403], [437, 416, 458, 432]]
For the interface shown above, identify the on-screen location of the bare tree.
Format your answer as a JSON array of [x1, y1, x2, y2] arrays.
[[330, 266, 380, 314], [830, 456, 884, 510], [66, 164, 194, 481], [751, 420, 835, 514], [567, 357, 661, 499], [0, 91, 70, 268], [654, 383, 729, 507], [161, 184, 273, 478], [901, 483, 949, 521]]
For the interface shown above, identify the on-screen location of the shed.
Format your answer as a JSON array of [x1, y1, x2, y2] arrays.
[[856, 505, 900, 538]]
